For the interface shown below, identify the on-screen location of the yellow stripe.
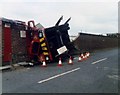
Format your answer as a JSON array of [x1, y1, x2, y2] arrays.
[[43, 52, 49, 55], [41, 43, 46, 47], [42, 47, 48, 50], [40, 38, 45, 42]]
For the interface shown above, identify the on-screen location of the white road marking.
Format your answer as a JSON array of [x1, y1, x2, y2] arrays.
[[108, 75, 120, 80], [38, 67, 80, 84], [92, 58, 107, 64]]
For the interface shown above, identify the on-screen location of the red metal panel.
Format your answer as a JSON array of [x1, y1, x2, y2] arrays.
[[3, 24, 12, 62]]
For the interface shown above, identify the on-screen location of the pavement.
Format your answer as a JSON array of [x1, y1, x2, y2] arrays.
[[0, 62, 30, 71], [1, 47, 119, 94]]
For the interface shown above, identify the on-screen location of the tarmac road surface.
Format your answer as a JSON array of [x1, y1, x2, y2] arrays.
[[2, 47, 119, 93]]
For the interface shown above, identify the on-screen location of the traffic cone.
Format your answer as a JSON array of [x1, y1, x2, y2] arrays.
[[68, 56, 73, 65], [78, 55, 82, 62], [58, 57, 63, 66], [81, 53, 84, 59], [84, 54, 87, 60], [41, 60, 47, 67], [87, 52, 90, 57]]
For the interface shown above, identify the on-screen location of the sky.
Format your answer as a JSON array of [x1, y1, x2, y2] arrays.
[[0, 0, 118, 36]]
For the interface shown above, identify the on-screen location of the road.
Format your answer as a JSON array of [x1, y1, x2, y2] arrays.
[[2, 48, 119, 93]]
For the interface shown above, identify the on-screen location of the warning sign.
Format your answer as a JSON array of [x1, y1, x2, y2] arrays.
[[57, 46, 67, 55]]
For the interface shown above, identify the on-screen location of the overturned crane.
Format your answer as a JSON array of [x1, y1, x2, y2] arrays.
[[27, 16, 71, 63]]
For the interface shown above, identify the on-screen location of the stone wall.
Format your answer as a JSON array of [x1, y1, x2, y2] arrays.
[[73, 33, 119, 53]]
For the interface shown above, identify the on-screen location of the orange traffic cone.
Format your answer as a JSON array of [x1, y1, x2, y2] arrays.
[[83, 53, 87, 60], [81, 53, 84, 59], [68, 56, 73, 65], [78, 55, 82, 62], [58, 57, 63, 66], [41, 60, 47, 67]]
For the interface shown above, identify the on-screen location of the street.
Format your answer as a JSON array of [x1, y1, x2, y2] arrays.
[[2, 47, 119, 93]]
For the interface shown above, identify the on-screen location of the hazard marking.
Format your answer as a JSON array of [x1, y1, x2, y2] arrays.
[[38, 67, 80, 84], [41, 42, 46, 47], [40, 38, 45, 42]]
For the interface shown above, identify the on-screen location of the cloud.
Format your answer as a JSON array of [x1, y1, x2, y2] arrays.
[[0, 2, 118, 35]]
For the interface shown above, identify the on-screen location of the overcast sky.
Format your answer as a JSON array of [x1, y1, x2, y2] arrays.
[[0, 0, 118, 36]]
